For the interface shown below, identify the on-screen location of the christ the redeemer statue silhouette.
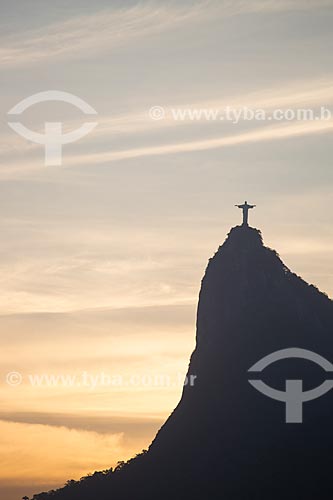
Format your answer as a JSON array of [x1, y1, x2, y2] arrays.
[[235, 201, 256, 226]]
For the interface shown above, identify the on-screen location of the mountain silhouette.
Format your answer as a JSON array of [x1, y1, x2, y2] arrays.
[[32, 225, 333, 500]]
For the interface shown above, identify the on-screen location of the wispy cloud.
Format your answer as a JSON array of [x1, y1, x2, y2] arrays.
[[1, 0, 330, 68], [1, 78, 333, 178], [0, 2, 212, 67], [2, 118, 333, 179], [91, 78, 333, 138], [0, 419, 127, 482], [49, 118, 333, 166]]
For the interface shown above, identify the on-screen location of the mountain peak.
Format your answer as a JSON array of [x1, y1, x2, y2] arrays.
[[225, 224, 263, 246], [32, 226, 333, 500], [203, 224, 286, 298]]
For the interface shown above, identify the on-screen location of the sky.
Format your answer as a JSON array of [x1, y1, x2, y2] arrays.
[[0, 0, 333, 498]]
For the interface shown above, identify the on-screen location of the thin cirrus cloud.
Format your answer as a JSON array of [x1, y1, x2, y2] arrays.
[[80, 78, 333, 139], [2, 77, 333, 157], [1, 78, 333, 179], [0, 0, 331, 68], [2, 118, 333, 179], [49, 118, 333, 166], [0, 2, 216, 67]]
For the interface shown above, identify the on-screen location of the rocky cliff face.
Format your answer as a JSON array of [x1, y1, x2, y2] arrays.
[[33, 226, 333, 500], [145, 225, 333, 499]]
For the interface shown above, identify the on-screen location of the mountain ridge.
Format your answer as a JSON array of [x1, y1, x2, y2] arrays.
[[32, 225, 333, 500]]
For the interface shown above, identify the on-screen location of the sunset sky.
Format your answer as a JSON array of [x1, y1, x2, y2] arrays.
[[1, 1, 333, 499]]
